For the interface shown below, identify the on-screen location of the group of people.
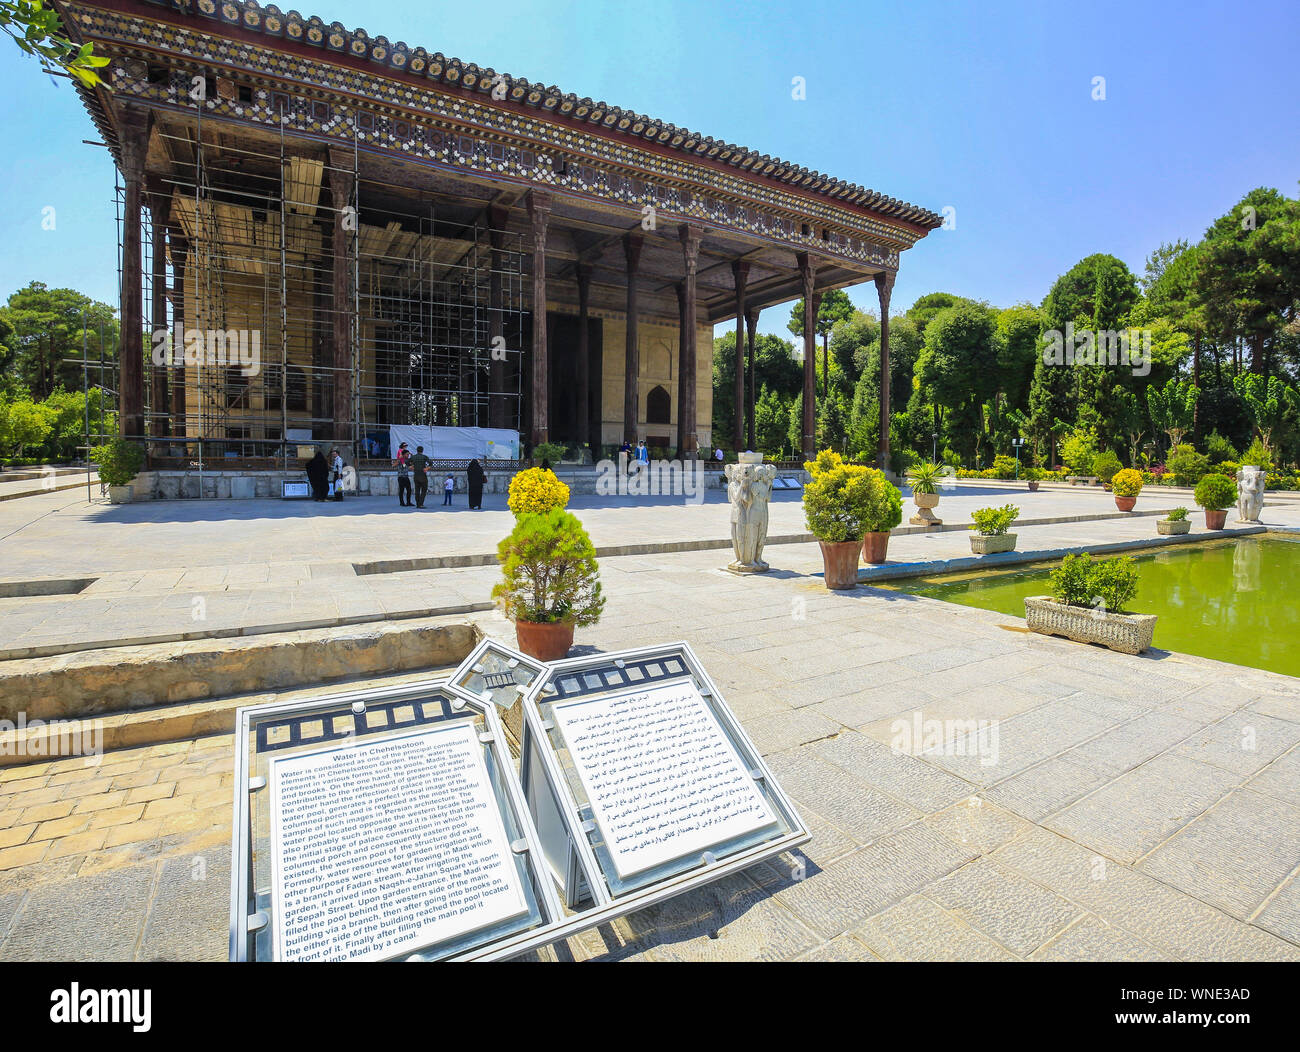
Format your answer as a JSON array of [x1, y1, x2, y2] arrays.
[[305, 448, 347, 502], [392, 442, 486, 510]]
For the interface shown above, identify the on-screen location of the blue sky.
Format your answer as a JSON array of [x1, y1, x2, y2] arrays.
[[1, 0, 1297, 339]]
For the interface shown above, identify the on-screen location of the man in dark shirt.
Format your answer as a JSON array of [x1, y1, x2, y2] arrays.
[[409, 445, 431, 508]]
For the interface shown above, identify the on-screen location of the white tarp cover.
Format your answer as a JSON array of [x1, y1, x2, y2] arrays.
[[388, 425, 520, 461]]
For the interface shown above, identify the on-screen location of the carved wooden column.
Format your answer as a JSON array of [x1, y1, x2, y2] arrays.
[[731, 261, 749, 450], [328, 148, 355, 445], [117, 108, 149, 439], [678, 224, 701, 458], [745, 306, 759, 451], [528, 192, 551, 447], [149, 186, 170, 436], [622, 233, 643, 445], [875, 270, 896, 471], [488, 204, 508, 430], [575, 262, 592, 451], [169, 235, 188, 437], [812, 292, 825, 399], [797, 253, 817, 461]]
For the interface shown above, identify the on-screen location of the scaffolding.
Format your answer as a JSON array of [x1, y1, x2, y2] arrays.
[[127, 94, 528, 474]]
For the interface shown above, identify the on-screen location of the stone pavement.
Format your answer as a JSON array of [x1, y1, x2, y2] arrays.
[[3, 526, 1299, 960]]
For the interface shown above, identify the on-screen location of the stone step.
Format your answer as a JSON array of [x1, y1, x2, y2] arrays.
[[0, 615, 482, 751]]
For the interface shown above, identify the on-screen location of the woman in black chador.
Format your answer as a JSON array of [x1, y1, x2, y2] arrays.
[[467, 458, 486, 510], [306, 450, 329, 502]]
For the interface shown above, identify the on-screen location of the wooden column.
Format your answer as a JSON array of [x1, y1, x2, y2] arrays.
[[622, 233, 643, 444], [117, 108, 149, 439], [169, 236, 188, 437], [488, 204, 508, 430], [797, 253, 817, 461], [149, 189, 169, 436], [745, 306, 759, 451], [575, 262, 592, 451], [875, 270, 896, 471], [528, 192, 551, 447], [731, 261, 749, 450], [328, 148, 355, 445], [678, 224, 702, 458]]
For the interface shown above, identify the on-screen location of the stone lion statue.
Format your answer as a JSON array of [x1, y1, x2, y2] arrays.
[[1236, 464, 1266, 523]]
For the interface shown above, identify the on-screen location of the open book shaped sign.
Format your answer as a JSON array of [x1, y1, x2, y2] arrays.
[[229, 640, 806, 961]]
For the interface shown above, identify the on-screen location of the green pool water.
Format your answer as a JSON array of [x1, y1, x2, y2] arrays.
[[884, 536, 1300, 678]]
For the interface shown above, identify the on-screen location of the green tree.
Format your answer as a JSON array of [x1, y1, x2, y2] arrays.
[[1232, 373, 1299, 457], [788, 288, 855, 399], [912, 302, 998, 464], [1, 283, 119, 400], [0, 0, 109, 85], [1148, 377, 1199, 454]]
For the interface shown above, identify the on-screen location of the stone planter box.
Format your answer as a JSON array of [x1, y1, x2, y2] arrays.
[[1024, 596, 1157, 655], [107, 484, 132, 504], [970, 532, 1017, 555], [1157, 519, 1191, 535]]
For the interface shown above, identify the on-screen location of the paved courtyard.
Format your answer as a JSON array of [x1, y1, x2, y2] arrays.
[[1, 484, 1299, 960]]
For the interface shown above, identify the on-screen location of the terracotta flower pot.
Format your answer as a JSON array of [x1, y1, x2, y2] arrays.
[[514, 619, 575, 661], [818, 540, 861, 590], [1027, 481, 1040, 492], [1114, 495, 1137, 511], [1204, 508, 1228, 530], [862, 531, 891, 565]]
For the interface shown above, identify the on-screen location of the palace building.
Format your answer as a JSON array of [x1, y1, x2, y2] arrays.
[[61, 0, 940, 469]]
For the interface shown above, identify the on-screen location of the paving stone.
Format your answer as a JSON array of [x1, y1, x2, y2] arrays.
[[796, 933, 882, 961], [812, 731, 974, 813], [1139, 789, 1300, 920], [922, 857, 1081, 956], [1255, 874, 1300, 946], [1029, 916, 1169, 962], [762, 748, 920, 844], [0, 862, 154, 960], [923, 798, 1033, 854], [984, 754, 1113, 822], [1046, 752, 1241, 864], [761, 822, 976, 939], [993, 826, 1300, 961], [745, 709, 840, 755], [853, 893, 1017, 961], [1245, 746, 1300, 806], [1174, 712, 1300, 778], [1067, 710, 1202, 777], [138, 849, 231, 961], [615, 872, 819, 963]]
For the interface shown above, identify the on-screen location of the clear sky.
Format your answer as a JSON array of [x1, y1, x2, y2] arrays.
[[1, 0, 1297, 339]]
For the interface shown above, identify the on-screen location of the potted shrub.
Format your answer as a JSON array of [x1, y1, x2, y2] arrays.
[[905, 461, 945, 526], [1157, 507, 1191, 535], [492, 508, 605, 661], [1111, 468, 1143, 511], [969, 504, 1019, 554], [861, 468, 903, 566], [1194, 473, 1236, 530], [1024, 466, 1042, 492], [802, 450, 899, 587], [1092, 451, 1122, 491], [88, 437, 144, 504], [1024, 553, 1156, 655]]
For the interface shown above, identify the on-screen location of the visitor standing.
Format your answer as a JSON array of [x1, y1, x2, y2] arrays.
[[715, 447, 724, 462], [306, 449, 329, 502], [467, 458, 485, 510], [636, 440, 650, 471], [443, 473, 454, 506], [394, 442, 412, 507], [330, 448, 345, 501], [409, 445, 431, 508]]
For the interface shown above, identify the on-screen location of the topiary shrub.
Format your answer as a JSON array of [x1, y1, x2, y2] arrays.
[[507, 466, 570, 516], [1092, 450, 1123, 487], [802, 449, 902, 541], [492, 509, 605, 626], [1166, 506, 1189, 522], [1194, 473, 1236, 510], [1049, 552, 1140, 613], [1111, 468, 1144, 498], [1049, 552, 1094, 606], [1239, 437, 1274, 473], [991, 454, 1018, 480], [531, 441, 567, 465], [1060, 429, 1099, 475]]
